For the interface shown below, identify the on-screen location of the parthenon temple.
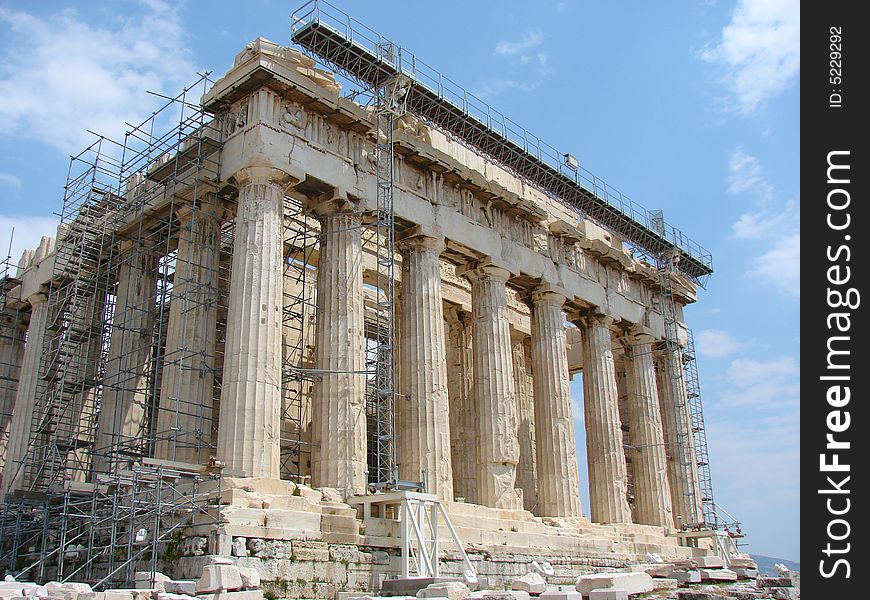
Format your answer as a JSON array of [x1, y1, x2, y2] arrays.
[[0, 9, 740, 595]]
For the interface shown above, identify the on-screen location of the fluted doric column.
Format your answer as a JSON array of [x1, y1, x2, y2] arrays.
[[97, 242, 157, 471], [445, 305, 476, 503], [465, 263, 522, 509], [0, 303, 27, 484], [657, 348, 704, 527], [579, 314, 632, 524], [156, 197, 222, 465], [309, 194, 367, 496], [530, 288, 582, 517], [397, 232, 453, 500], [512, 332, 537, 513], [1, 293, 48, 496], [624, 332, 674, 528], [217, 167, 287, 478]]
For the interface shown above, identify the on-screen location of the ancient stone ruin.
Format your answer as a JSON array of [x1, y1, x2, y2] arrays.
[[0, 3, 761, 598]]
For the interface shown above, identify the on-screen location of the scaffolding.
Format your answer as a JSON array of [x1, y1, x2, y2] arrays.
[[0, 74, 227, 586], [0, 237, 26, 495]]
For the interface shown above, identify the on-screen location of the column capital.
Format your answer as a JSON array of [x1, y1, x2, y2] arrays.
[[175, 195, 225, 225], [457, 257, 515, 284], [232, 164, 302, 189], [529, 283, 568, 307], [623, 325, 657, 346], [26, 292, 47, 306], [397, 224, 445, 254], [304, 188, 362, 219], [567, 308, 614, 329]]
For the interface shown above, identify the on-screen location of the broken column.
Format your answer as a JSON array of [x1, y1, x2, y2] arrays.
[[96, 241, 158, 470], [156, 198, 222, 465], [397, 230, 453, 500], [657, 349, 704, 527], [624, 331, 674, 528], [308, 192, 367, 496], [529, 287, 582, 517], [216, 167, 287, 478], [445, 304, 476, 504], [1, 293, 48, 496], [464, 262, 522, 509], [578, 313, 632, 524]]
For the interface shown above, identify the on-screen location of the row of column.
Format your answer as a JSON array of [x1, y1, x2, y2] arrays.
[[1, 163, 701, 529]]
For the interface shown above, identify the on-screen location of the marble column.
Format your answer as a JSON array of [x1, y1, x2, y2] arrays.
[[530, 288, 583, 517], [657, 349, 704, 527], [1, 293, 48, 496], [445, 305, 476, 504], [309, 196, 367, 496], [465, 264, 522, 510], [580, 314, 632, 524], [217, 167, 287, 478], [624, 333, 674, 528], [0, 304, 26, 483], [397, 232, 453, 500], [156, 198, 221, 465], [97, 242, 157, 470], [512, 333, 537, 513]]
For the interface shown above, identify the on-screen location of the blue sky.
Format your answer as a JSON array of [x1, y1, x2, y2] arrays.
[[0, 0, 799, 561]]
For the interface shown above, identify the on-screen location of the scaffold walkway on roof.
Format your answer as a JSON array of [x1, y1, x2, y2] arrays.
[[290, 0, 713, 283]]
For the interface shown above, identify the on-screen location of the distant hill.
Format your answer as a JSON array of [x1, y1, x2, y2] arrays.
[[751, 554, 800, 576]]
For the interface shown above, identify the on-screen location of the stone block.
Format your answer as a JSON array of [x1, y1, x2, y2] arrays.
[[196, 565, 243, 594], [728, 557, 757, 569], [44, 583, 94, 600], [195, 592, 263, 600], [416, 583, 470, 600], [676, 593, 716, 600], [733, 568, 758, 579], [673, 571, 701, 585], [103, 590, 151, 600], [770, 588, 799, 600], [295, 484, 323, 503], [292, 540, 329, 561], [651, 578, 677, 590], [163, 583, 196, 597], [757, 577, 793, 588], [511, 573, 546, 595], [694, 556, 725, 569], [587, 590, 628, 600], [628, 563, 674, 578], [574, 573, 653, 596], [102, 592, 134, 600], [699, 569, 737, 582], [330, 544, 360, 563], [537, 592, 581, 600], [477, 592, 530, 600], [236, 569, 259, 590], [136, 573, 171, 592]]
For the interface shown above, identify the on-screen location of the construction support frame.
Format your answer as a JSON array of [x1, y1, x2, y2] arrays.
[[0, 74, 226, 587]]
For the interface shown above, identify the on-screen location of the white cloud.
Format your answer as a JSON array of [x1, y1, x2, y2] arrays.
[[747, 231, 800, 296], [0, 173, 22, 189], [700, 0, 800, 114], [0, 2, 196, 155], [495, 30, 543, 56], [719, 355, 799, 407], [728, 147, 774, 202], [695, 329, 741, 358], [726, 147, 799, 296], [0, 215, 60, 270]]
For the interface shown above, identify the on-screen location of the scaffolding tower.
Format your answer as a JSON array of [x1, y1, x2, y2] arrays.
[[0, 74, 226, 586]]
